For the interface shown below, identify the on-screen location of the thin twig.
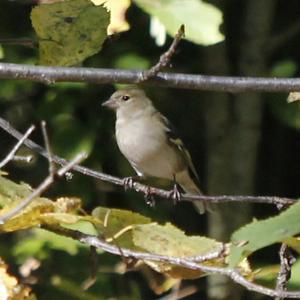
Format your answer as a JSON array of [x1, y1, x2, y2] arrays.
[[12, 155, 33, 163], [0, 38, 37, 49], [188, 245, 226, 262], [275, 244, 296, 300], [41, 121, 55, 175], [0, 152, 86, 224], [0, 116, 296, 207], [138, 25, 185, 82], [45, 225, 300, 299], [2, 62, 300, 92], [0, 125, 35, 169]]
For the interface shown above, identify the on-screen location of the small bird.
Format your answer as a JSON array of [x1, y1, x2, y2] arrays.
[[102, 88, 206, 213]]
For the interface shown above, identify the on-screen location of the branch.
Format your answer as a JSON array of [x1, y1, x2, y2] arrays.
[[138, 25, 185, 82], [0, 125, 35, 168], [45, 225, 300, 299], [0, 121, 87, 223], [0, 116, 296, 207], [1, 62, 300, 92], [275, 244, 296, 300], [0, 38, 36, 48]]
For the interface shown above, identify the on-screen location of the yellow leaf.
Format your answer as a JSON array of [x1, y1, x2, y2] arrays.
[[287, 92, 300, 103], [0, 175, 85, 232], [133, 223, 225, 279], [91, 0, 131, 34], [0, 258, 36, 299]]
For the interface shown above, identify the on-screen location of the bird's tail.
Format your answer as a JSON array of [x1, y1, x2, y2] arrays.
[[176, 170, 207, 214]]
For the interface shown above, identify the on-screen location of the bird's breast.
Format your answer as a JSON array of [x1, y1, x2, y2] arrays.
[[115, 117, 185, 179], [116, 118, 163, 163]]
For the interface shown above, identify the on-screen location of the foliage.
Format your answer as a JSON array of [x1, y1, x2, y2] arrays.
[[230, 201, 300, 266], [31, 0, 109, 66], [134, 0, 224, 46], [0, 0, 300, 299]]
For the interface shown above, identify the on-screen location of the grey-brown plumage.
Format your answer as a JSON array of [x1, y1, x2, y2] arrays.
[[102, 88, 206, 213]]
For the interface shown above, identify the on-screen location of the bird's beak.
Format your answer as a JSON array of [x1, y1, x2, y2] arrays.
[[101, 97, 118, 109]]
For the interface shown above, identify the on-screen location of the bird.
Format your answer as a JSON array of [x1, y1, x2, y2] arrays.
[[102, 88, 207, 213]]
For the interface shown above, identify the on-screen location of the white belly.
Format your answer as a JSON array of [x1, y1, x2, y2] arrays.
[[116, 118, 185, 179]]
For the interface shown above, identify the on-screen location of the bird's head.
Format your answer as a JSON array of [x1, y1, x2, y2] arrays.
[[102, 88, 151, 115]]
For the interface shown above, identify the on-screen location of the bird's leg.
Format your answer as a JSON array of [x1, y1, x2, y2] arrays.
[[169, 175, 182, 205], [123, 175, 145, 190], [144, 187, 156, 207]]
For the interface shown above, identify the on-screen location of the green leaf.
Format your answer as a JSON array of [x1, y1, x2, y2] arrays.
[[269, 98, 300, 130], [134, 0, 224, 45], [114, 53, 151, 70], [31, 0, 109, 66], [92, 207, 152, 248], [229, 201, 300, 267], [270, 60, 297, 78], [13, 228, 85, 261]]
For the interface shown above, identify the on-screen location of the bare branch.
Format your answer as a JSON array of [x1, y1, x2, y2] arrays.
[[0, 125, 35, 169], [275, 244, 296, 300], [0, 38, 36, 49], [0, 116, 296, 207], [0, 152, 86, 224], [41, 121, 55, 175], [1, 62, 300, 92], [138, 25, 185, 82], [12, 155, 33, 163], [45, 225, 300, 299]]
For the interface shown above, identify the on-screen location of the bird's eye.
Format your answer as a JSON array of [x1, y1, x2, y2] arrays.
[[122, 95, 130, 101]]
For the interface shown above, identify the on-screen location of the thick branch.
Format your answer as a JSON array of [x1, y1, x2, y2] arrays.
[[1, 62, 300, 92], [0, 116, 296, 207], [45, 225, 300, 299]]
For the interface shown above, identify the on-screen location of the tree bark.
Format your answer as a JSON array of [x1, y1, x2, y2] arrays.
[[204, 1, 277, 299]]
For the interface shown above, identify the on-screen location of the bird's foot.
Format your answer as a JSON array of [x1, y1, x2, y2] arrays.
[[144, 187, 156, 207], [123, 175, 146, 190], [123, 177, 135, 190], [169, 183, 182, 205]]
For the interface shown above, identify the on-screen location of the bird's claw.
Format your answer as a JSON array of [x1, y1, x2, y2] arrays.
[[144, 187, 156, 207], [169, 183, 181, 205], [123, 177, 135, 190]]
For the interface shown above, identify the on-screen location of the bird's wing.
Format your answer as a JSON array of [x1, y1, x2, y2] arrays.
[[156, 112, 201, 185]]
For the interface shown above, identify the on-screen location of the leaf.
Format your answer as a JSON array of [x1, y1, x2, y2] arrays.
[[91, 0, 131, 34], [288, 92, 300, 103], [92, 207, 251, 279], [284, 237, 300, 254], [269, 98, 300, 130], [268, 60, 300, 129], [0, 258, 36, 299], [133, 223, 225, 279], [229, 201, 300, 267], [271, 60, 297, 78], [92, 207, 152, 248], [31, 0, 109, 66], [134, 0, 224, 46], [0, 174, 87, 232], [13, 228, 85, 261], [114, 53, 151, 70]]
